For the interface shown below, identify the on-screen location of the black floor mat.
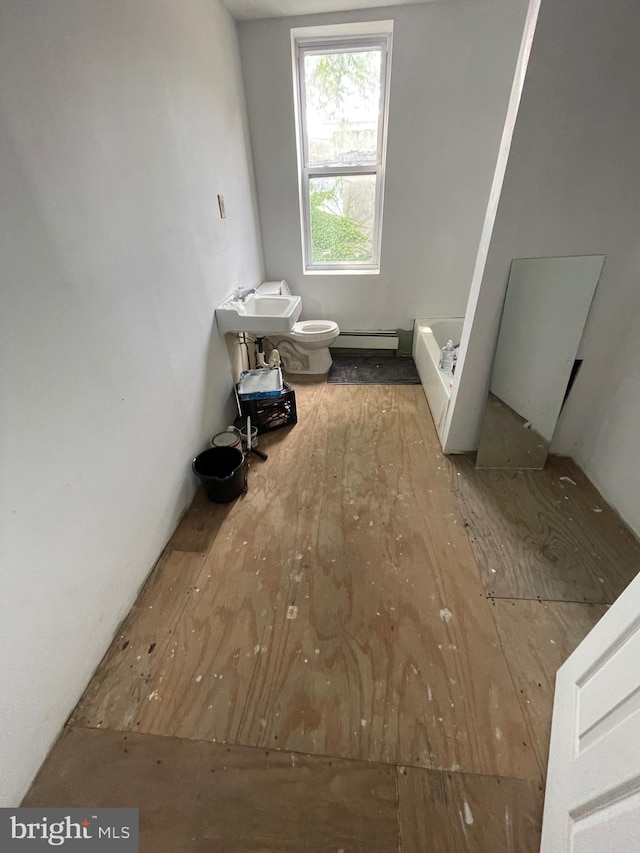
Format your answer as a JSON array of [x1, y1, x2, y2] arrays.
[[327, 355, 421, 385]]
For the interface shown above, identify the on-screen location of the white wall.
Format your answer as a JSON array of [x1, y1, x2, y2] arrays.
[[445, 0, 640, 535], [238, 0, 529, 331], [0, 0, 263, 805]]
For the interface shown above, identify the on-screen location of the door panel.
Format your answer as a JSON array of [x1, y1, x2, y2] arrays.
[[571, 786, 640, 852], [578, 619, 640, 746], [541, 572, 640, 851]]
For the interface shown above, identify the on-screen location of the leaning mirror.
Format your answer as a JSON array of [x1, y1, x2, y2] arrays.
[[476, 255, 605, 469]]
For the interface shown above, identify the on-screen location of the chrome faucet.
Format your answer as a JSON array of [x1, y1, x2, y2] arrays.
[[233, 286, 257, 303]]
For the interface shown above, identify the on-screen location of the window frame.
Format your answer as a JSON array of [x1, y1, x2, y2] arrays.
[[291, 22, 393, 274]]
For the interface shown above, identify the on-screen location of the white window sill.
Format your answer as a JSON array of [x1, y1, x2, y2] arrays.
[[303, 268, 381, 276]]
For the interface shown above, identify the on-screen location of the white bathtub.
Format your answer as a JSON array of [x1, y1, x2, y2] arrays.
[[413, 318, 465, 442]]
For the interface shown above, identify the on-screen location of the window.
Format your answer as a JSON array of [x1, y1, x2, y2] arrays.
[[292, 22, 393, 273]]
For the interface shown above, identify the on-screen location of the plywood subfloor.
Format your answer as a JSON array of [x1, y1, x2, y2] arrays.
[[452, 454, 640, 603], [398, 765, 544, 853], [25, 727, 546, 853], [491, 599, 607, 773], [74, 383, 539, 780], [164, 487, 230, 553], [24, 727, 400, 853], [234, 387, 535, 778], [73, 550, 207, 730], [33, 380, 633, 849]]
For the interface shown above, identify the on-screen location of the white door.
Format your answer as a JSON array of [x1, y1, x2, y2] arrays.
[[541, 570, 640, 851]]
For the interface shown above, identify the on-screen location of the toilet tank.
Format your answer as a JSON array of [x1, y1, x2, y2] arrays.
[[257, 280, 290, 296]]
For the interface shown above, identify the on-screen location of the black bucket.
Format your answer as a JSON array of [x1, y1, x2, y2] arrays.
[[192, 446, 245, 503]]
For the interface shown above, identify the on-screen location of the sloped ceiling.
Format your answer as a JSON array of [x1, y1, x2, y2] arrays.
[[224, 0, 437, 21]]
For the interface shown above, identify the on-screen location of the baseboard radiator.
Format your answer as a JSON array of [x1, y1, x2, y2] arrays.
[[333, 331, 400, 351]]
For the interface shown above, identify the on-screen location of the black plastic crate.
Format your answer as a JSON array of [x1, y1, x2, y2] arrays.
[[236, 382, 297, 435]]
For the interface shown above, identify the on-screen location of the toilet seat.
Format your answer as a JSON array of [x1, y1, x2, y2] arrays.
[[289, 320, 339, 343]]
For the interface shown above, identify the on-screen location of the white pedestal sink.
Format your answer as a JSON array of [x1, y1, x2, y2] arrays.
[[215, 293, 302, 335]]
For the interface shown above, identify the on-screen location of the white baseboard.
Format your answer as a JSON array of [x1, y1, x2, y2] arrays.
[[334, 332, 399, 350]]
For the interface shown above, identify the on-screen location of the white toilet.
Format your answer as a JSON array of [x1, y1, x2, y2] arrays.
[[258, 281, 340, 376]]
